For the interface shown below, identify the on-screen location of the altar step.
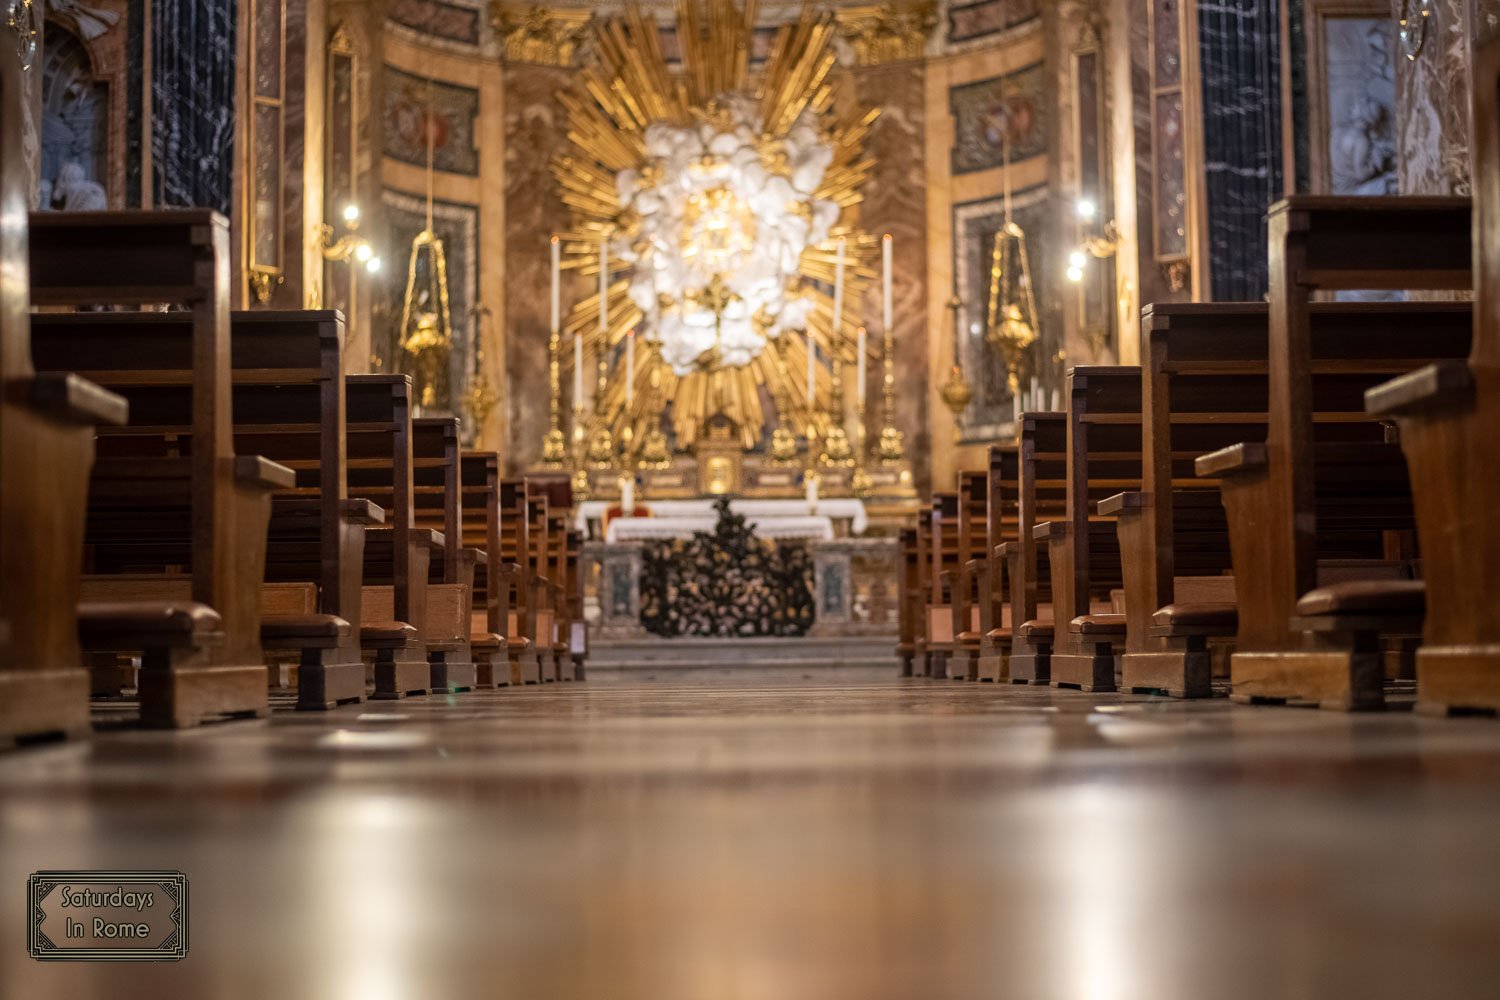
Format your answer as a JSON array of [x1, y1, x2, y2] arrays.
[[584, 634, 899, 678]]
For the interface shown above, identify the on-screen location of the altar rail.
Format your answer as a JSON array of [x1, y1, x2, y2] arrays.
[[582, 538, 900, 639]]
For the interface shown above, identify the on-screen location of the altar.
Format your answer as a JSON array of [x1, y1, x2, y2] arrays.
[[574, 498, 869, 542]]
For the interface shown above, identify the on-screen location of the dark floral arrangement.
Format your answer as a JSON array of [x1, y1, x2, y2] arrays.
[[639, 496, 815, 638]]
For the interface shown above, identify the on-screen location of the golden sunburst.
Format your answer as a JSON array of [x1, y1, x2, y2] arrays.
[[552, 0, 879, 453]]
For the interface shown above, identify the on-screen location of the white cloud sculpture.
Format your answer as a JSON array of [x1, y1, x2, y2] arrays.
[[610, 95, 841, 375]]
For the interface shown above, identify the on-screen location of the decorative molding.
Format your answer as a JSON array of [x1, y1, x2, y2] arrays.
[[388, 0, 483, 47], [945, 0, 1038, 45], [835, 2, 938, 65], [489, 2, 591, 66]]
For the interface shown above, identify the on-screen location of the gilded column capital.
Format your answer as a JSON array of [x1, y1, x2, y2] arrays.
[[834, 2, 937, 66], [489, 3, 591, 67]]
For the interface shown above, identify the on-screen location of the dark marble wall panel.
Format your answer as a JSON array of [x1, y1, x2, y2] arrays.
[[151, 0, 237, 213], [1198, 0, 1284, 300], [502, 63, 574, 474]]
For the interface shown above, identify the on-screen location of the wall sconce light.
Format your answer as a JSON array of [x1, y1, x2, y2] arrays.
[[321, 204, 383, 274], [1066, 196, 1120, 283]]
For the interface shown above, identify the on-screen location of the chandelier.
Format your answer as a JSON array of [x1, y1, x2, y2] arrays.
[[553, 0, 878, 451]]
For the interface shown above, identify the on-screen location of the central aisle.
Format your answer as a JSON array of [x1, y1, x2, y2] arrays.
[[4, 673, 1500, 998]]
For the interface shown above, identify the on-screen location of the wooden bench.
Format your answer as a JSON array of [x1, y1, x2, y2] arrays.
[[29, 209, 297, 727], [456, 451, 513, 688], [500, 479, 541, 683], [565, 527, 587, 681], [1042, 367, 1143, 692], [344, 375, 435, 699], [1365, 36, 1500, 716], [1198, 195, 1471, 709], [1007, 412, 1066, 684], [0, 42, 130, 744], [32, 309, 382, 711], [411, 417, 478, 693], [896, 526, 920, 676], [924, 492, 961, 679], [1107, 301, 1468, 698], [973, 446, 1017, 682], [943, 471, 989, 681]]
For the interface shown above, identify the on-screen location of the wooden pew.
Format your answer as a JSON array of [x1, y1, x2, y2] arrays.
[[974, 446, 1017, 683], [913, 509, 934, 675], [29, 210, 297, 727], [1040, 367, 1143, 692], [346, 375, 434, 699], [925, 492, 960, 679], [1109, 301, 1469, 698], [1197, 196, 1471, 709], [412, 417, 478, 693], [458, 451, 512, 688], [525, 489, 559, 682], [896, 526, 919, 677], [1365, 36, 1500, 716], [1007, 412, 1067, 684], [945, 471, 988, 680], [500, 479, 541, 683], [565, 528, 587, 680], [0, 40, 130, 744], [31, 309, 382, 711]]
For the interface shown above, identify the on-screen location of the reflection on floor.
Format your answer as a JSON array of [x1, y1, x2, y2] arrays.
[[4, 671, 1500, 998]]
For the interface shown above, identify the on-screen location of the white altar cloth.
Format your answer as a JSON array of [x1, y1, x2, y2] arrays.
[[606, 514, 833, 543], [577, 498, 868, 535]]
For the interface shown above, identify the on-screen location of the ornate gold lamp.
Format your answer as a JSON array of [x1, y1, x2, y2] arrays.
[[397, 86, 454, 412]]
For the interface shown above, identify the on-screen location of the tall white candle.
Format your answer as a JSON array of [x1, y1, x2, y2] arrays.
[[856, 326, 867, 406], [805, 472, 818, 510], [882, 233, 893, 334], [573, 333, 584, 405], [625, 329, 635, 406], [598, 236, 609, 334], [1012, 393, 1021, 426], [832, 237, 846, 337], [549, 235, 560, 335], [622, 476, 635, 514], [806, 331, 816, 405]]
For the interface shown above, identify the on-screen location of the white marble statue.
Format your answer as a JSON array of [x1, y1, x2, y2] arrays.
[[50, 160, 107, 211]]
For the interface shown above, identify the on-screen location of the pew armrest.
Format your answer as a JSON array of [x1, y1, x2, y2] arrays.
[[1033, 520, 1066, 541], [234, 455, 297, 490], [28, 371, 129, 426], [411, 528, 445, 552], [271, 498, 387, 525], [1365, 360, 1474, 417], [342, 499, 386, 525], [1017, 620, 1054, 642], [1196, 443, 1266, 478], [462, 547, 488, 567], [1098, 491, 1147, 516]]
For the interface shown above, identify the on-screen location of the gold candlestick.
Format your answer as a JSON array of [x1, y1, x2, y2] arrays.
[[820, 322, 854, 469], [877, 309, 906, 465], [541, 326, 567, 466], [571, 404, 591, 500]]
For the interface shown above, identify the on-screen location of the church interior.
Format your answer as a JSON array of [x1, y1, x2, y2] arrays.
[[4, 0, 1500, 994]]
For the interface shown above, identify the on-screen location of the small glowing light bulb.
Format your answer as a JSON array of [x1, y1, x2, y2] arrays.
[[1066, 265, 1084, 284], [1076, 198, 1096, 220], [343, 204, 360, 223], [1068, 249, 1087, 269], [354, 242, 373, 262], [366, 256, 382, 274]]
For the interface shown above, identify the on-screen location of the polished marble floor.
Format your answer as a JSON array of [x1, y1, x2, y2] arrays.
[[3, 672, 1500, 999]]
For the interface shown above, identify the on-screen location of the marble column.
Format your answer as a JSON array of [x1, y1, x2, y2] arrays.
[[502, 61, 574, 474], [152, 0, 238, 213]]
